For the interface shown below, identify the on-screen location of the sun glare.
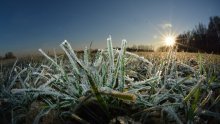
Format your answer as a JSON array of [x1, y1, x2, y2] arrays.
[[164, 34, 176, 46]]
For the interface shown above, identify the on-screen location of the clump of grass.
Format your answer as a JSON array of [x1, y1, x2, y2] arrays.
[[1, 36, 138, 123]]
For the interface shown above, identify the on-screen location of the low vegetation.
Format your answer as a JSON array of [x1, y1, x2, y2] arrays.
[[0, 36, 220, 124]]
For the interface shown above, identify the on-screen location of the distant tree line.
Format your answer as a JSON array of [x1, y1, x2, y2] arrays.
[[0, 52, 16, 60], [126, 44, 154, 52], [176, 16, 220, 54], [157, 46, 170, 52]]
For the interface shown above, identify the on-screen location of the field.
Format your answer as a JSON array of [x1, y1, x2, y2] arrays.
[[0, 40, 220, 124]]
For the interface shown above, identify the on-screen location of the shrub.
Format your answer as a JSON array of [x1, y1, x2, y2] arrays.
[[4, 52, 16, 59]]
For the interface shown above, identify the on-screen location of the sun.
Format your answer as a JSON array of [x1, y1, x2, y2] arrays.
[[163, 33, 177, 47], [159, 30, 178, 47], [164, 35, 176, 46]]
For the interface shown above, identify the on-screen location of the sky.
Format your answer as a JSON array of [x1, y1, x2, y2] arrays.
[[0, 0, 220, 56]]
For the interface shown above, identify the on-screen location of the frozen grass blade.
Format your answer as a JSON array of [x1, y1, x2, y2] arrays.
[[70, 113, 90, 124], [39, 49, 65, 76], [194, 90, 213, 113], [163, 106, 183, 124], [107, 35, 114, 69], [53, 48, 58, 63], [198, 110, 220, 119], [117, 39, 127, 91], [60, 41, 80, 75], [8, 68, 27, 90], [93, 49, 103, 67], [100, 88, 136, 102], [8, 59, 18, 82], [210, 94, 220, 109], [84, 46, 89, 66], [200, 90, 213, 107], [167, 76, 190, 93], [131, 76, 159, 87], [38, 49, 57, 66], [107, 35, 114, 87], [184, 76, 205, 102]]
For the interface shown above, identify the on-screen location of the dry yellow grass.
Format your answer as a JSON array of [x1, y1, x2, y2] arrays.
[[135, 52, 220, 65]]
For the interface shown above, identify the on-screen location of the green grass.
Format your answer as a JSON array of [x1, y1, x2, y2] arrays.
[[0, 36, 220, 124]]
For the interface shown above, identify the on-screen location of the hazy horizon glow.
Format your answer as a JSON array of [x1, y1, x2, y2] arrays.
[[0, 0, 220, 56]]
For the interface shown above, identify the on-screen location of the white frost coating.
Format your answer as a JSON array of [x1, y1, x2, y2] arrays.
[[107, 35, 111, 42], [107, 35, 115, 86], [126, 52, 153, 66], [60, 40, 80, 74]]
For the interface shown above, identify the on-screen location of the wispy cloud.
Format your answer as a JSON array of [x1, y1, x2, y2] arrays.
[[160, 23, 172, 29], [153, 35, 158, 39]]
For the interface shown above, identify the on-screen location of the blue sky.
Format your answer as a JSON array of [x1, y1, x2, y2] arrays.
[[0, 0, 219, 56]]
